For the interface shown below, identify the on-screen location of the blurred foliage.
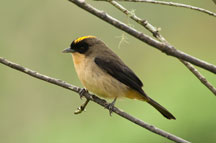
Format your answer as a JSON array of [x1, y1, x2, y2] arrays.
[[0, 0, 216, 143]]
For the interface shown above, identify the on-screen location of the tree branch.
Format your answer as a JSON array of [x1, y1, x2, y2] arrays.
[[181, 61, 216, 95], [0, 57, 190, 143], [108, 0, 216, 95], [98, 0, 216, 17], [68, 0, 216, 75], [109, 0, 166, 42]]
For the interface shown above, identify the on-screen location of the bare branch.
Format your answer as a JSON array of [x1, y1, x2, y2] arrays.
[[181, 61, 216, 95], [74, 99, 90, 114], [68, 0, 216, 74], [108, 0, 216, 96], [0, 57, 190, 143], [97, 0, 216, 17], [109, 0, 166, 42]]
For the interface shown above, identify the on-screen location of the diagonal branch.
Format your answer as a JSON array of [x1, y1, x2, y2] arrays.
[[0, 57, 190, 143], [108, 0, 216, 95], [68, 0, 216, 75], [98, 0, 216, 17], [181, 61, 216, 94], [109, 0, 167, 42]]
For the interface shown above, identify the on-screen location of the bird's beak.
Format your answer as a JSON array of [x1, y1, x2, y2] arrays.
[[62, 48, 75, 53]]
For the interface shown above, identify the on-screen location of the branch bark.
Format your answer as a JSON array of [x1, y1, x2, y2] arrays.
[[0, 57, 190, 143], [68, 0, 216, 75], [108, 0, 216, 95], [181, 61, 216, 94], [99, 0, 216, 17]]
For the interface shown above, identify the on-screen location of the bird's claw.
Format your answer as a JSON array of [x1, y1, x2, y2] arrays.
[[79, 88, 88, 99], [106, 103, 115, 116], [105, 97, 117, 116]]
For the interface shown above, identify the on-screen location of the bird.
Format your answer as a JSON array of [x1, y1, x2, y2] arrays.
[[63, 35, 176, 120]]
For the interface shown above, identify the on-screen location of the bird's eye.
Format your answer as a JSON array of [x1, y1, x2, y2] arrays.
[[77, 43, 89, 54], [79, 46, 85, 51]]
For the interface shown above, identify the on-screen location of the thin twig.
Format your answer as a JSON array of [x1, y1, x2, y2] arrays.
[[108, 0, 216, 95], [109, 0, 166, 42], [74, 99, 90, 114], [0, 57, 190, 143], [68, 0, 216, 75], [181, 61, 216, 95], [97, 0, 216, 17]]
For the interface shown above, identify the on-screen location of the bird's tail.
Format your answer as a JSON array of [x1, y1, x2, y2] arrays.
[[147, 97, 176, 120], [125, 89, 175, 119]]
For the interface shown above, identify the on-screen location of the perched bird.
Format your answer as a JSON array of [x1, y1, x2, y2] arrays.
[[63, 36, 176, 120]]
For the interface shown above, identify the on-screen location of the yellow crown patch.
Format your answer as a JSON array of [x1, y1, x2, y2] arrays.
[[74, 36, 96, 44]]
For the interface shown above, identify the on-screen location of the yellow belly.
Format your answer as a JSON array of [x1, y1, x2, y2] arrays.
[[71, 53, 144, 100]]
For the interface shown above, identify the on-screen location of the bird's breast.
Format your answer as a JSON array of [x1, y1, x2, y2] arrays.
[[71, 53, 129, 99]]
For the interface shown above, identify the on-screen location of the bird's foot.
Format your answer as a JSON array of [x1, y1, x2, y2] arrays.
[[78, 88, 88, 99], [105, 97, 117, 116]]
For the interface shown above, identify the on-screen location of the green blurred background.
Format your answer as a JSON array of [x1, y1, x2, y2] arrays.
[[0, 0, 216, 142]]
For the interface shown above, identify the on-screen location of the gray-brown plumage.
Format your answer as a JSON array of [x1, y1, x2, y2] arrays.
[[63, 36, 176, 120]]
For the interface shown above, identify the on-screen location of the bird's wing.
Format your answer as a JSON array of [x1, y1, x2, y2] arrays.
[[95, 57, 146, 96]]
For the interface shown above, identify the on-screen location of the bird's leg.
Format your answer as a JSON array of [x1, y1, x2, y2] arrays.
[[74, 99, 90, 114], [78, 88, 88, 99], [74, 88, 90, 114], [106, 97, 117, 116]]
